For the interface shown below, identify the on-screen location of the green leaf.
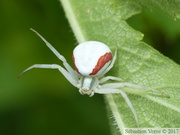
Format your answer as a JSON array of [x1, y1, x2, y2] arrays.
[[60, 0, 180, 134], [129, 0, 180, 20]]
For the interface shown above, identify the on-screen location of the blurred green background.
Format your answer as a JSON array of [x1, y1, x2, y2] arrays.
[[0, 0, 179, 135]]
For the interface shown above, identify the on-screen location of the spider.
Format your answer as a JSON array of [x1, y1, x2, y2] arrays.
[[19, 29, 166, 127]]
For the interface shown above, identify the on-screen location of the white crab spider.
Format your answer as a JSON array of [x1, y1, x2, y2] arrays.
[[19, 29, 165, 127]]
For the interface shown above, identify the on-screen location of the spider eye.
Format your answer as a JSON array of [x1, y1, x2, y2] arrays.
[[80, 88, 94, 97], [72, 41, 112, 76], [82, 88, 88, 92]]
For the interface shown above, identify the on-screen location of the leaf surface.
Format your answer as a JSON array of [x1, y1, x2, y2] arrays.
[[130, 0, 180, 19], [60, 0, 180, 134]]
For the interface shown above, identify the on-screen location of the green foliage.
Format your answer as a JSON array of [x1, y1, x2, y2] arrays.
[[130, 0, 180, 20], [60, 0, 180, 134]]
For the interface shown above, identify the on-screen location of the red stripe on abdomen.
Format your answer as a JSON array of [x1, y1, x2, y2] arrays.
[[89, 52, 112, 75]]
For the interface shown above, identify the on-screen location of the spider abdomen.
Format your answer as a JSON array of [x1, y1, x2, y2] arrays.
[[72, 41, 112, 76]]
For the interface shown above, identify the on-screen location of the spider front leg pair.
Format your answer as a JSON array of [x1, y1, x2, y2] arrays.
[[19, 29, 79, 87]]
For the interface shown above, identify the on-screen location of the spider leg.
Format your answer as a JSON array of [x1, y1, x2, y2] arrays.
[[101, 82, 153, 89], [30, 28, 78, 80], [101, 82, 170, 97], [94, 88, 139, 127], [99, 48, 117, 77], [99, 76, 124, 83], [18, 64, 77, 87]]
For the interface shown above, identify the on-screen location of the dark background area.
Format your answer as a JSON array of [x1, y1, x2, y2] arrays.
[[0, 0, 179, 135]]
